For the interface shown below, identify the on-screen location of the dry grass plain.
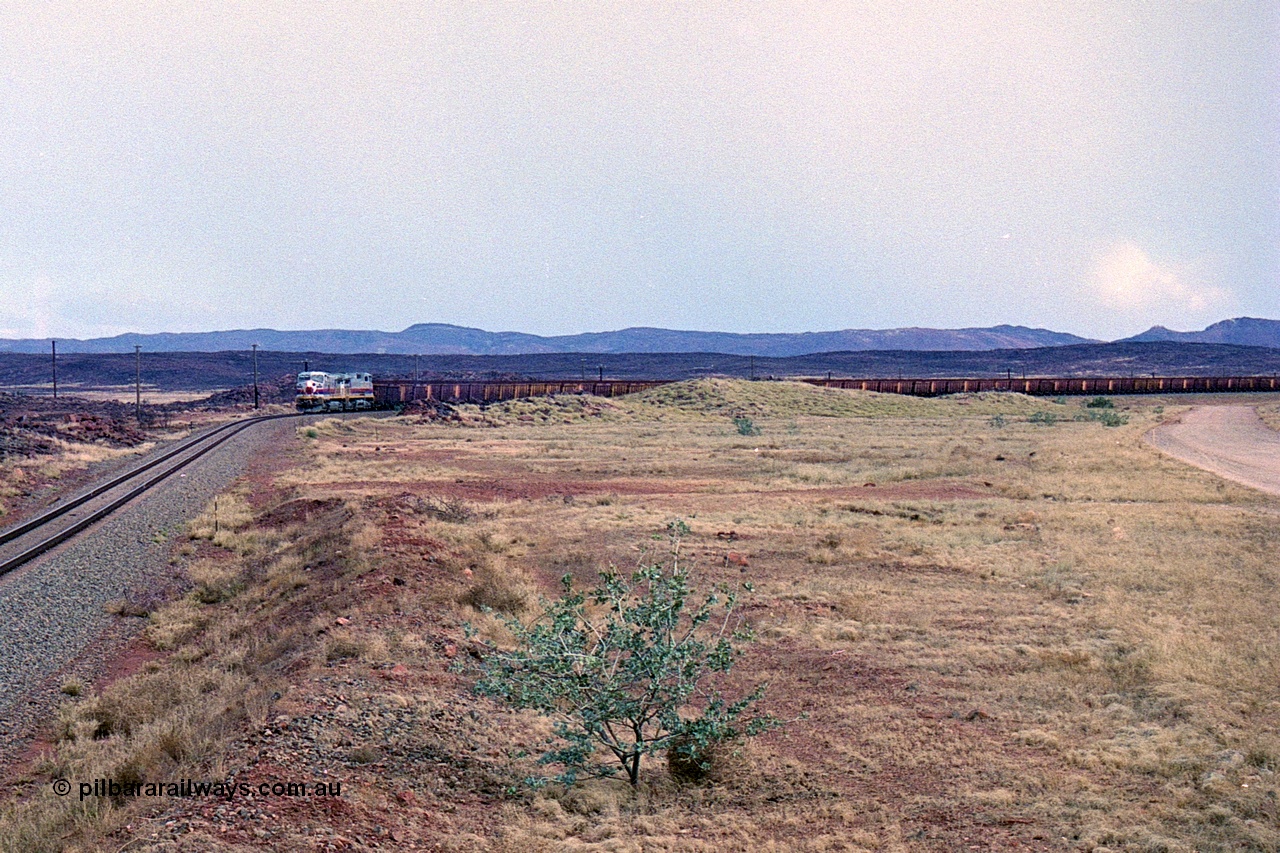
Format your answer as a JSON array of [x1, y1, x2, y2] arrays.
[[3, 381, 1278, 851], [0, 440, 156, 522]]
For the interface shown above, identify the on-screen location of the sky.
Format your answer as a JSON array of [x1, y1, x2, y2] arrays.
[[1, 2, 1276, 342]]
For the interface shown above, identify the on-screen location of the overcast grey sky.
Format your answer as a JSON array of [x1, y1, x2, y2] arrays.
[[1, 2, 1276, 342]]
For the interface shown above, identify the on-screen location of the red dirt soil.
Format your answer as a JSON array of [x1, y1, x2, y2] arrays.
[[314, 476, 994, 504]]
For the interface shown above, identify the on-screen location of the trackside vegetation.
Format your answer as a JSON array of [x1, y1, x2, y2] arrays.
[[462, 534, 781, 787]]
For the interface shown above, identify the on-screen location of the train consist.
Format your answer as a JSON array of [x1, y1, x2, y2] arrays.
[[295, 371, 375, 412], [802, 375, 1280, 396], [373, 379, 664, 407], [295, 373, 1279, 411], [372, 374, 1280, 407]]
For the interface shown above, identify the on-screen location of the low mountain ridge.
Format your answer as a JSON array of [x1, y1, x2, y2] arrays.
[[1121, 317, 1280, 348], [0, 323, 1094, 356]]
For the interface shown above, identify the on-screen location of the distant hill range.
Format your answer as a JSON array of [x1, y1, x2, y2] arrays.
[[0, 323, 1098, 356], [1119, 318, 1280, 348], [1, 317, 1275, 358], [2, 341, 1278, 392]]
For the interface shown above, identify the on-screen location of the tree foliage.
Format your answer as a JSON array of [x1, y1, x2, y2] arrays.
[[465, 538, 778, 787]]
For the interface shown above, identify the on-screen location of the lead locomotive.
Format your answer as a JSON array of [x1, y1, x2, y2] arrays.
[[295, 371, 374, 412]]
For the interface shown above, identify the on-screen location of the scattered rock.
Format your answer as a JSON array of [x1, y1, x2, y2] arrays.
[[402, 398, 460, 421]]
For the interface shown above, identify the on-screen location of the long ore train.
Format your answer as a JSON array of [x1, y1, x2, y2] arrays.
[[297, 373, 1280, 411], [371, 375, 1280, 407]]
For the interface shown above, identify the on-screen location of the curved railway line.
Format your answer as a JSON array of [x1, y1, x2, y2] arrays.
[[0, 413, 299, 579], [5, 372, 1278, 575]]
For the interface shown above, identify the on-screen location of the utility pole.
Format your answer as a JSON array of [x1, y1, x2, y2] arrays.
[[598, 365, 603, 381], [134, 345, 142, 424], [750, 356, 756, 381], [414, 354, 420, 401], [251, 344, 260, 409], [51, 340, 57, 400]]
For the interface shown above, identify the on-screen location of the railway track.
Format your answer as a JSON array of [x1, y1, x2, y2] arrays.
[[0, 412, 299, 579]]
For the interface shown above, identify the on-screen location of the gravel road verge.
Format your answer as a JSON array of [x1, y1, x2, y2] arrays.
[[1146, 404, 1280, 497]]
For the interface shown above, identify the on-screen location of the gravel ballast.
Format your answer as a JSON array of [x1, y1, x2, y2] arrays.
[[0, 416, 306, 749]]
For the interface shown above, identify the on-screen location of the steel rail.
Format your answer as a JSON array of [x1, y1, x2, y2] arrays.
[[0, 415, 271, 548], [0, 413, 300, 579]]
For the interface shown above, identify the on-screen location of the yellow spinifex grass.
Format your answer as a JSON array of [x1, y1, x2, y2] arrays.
[[270, 381, 1277, 849], [6, 380, 1275, 850]]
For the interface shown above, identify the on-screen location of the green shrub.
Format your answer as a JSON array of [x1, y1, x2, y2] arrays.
[[1075, 409, 1129, 427], [733, 416, 760, 436], [1086, 396, 1114, 409], [463, 544, 779, 786]]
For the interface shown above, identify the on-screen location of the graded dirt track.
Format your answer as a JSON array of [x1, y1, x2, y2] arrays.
[[1146, 405, 1280, 497]]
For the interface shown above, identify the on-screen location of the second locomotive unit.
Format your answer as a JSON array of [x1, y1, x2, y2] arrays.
[[295, 371, 375, 412]]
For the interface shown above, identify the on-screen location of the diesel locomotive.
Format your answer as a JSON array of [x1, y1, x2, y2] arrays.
[[295, 371, 375, 412]]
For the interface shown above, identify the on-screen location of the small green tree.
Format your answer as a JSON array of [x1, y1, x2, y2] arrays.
[[465, 544, 778, 787]]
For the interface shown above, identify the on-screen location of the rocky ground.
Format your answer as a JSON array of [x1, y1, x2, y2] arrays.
[[0, 394, 149, 459], [0, 379, 296, 461]]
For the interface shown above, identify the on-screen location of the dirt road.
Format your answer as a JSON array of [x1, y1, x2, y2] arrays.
[[1147, 405, 1280, 497]]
